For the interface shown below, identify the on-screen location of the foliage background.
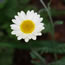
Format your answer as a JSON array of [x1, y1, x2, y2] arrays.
[[0, 0, 65, 65]]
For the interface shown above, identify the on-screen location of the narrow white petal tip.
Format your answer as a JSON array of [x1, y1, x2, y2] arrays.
[[40, 18, 43, 21], [11, 32, 13, 34], [14, 16, 17, 18], [42, 27, 45, 30], [43, 23, 44, 26], [10, 24, 14, 27], [38, 33, 42, 36], [21, 11, 25, 14], [12, 19, 17, 24], [25, 38, 29, 42], [17, 37, 21, 40], [18, 12, 20, 15], [17, 38, 20, 40], [27, 10, 30, 12], [12, 19, 14, 22], [27, 10, 30, 14], [38, 15, 40, 17], [32, 36, 37, 40], [21, 11, 24, 13], [31, 10, 34, 12], [11, 31, 15, 35]]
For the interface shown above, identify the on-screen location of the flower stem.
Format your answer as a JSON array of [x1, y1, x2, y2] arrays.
[[31, 48, 47, 65], [40, 0, 54, 38]]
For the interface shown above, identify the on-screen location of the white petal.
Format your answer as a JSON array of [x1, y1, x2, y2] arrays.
[[24, 38, 29, 42], [12, 19, 20, 25], [26, 10, 35, 20], [40, 18, 43, 22], [15, 16, 21, 25], [15, 16, 20, 21], [10, 24, 20, 30], [11, 31, 22, 36], [12, 19, 16, 24], [27, 10, 30, 15], [17, 35, 23, 40], [18, 11, 26, 20], [30, 10, 34, 14], [27, 34, 32, 39], [16, 32, 22, 36], [11, 31, 17, 35], [42, 26, 45, 30], [37, 33, 42, 36], [32, 36, 37, 40]]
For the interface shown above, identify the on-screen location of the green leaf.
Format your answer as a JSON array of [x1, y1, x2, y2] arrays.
[[31, 60, 42, 65], [48, 57, 65, 65], [30, 51, 38, 59], [40, 9, 54, 35], [39, 8, 65, 18], [54, 21, 63, 25], [0, 41, 65, 53]]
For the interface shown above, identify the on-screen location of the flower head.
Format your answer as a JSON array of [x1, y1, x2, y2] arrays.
[[10, 10, 45, 42]]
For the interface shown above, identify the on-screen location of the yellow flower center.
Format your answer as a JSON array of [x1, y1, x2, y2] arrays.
[[20, 20, 35, 34]]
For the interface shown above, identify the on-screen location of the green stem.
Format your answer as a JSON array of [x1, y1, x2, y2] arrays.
[[40, 0, 54, 38], [31, 48, 47, 65], [40, 0, 53, 25], [29, 43, 46, 65], [48, 0, 52, 7]]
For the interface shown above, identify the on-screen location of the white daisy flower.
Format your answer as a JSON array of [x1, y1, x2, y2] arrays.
[[10, 10, 45, 42]]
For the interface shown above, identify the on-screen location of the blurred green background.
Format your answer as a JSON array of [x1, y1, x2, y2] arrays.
[[0, 0, 65, 65], [0, 0, 38, 65]]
